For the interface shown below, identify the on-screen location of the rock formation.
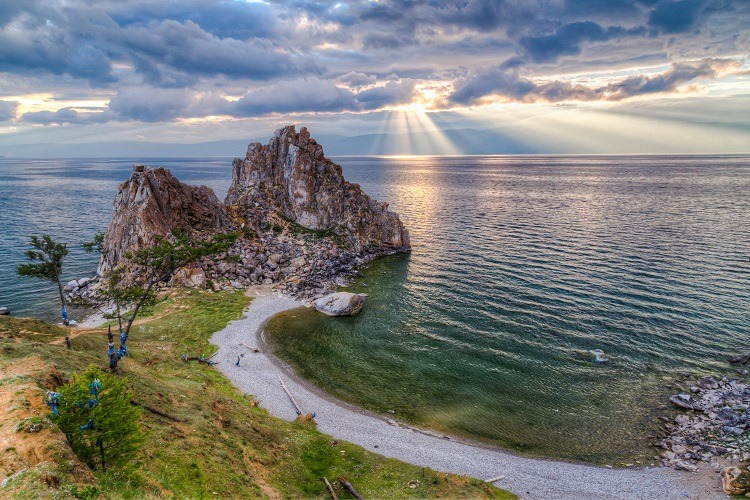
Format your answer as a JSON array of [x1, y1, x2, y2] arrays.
[[96, 126, 410, 299], [100, 165, 228, 274], [227, 125, 410, 252]]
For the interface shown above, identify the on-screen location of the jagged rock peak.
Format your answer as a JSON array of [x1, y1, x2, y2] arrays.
[[100, 165, 228, 274], [226, 125, 411, 252]]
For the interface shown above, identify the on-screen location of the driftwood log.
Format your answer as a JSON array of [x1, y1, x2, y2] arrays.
[[338, 477, 363, 500], [130, 400, 188, 422], [279, 376, 303, 415], [323, 477, 339, 500]]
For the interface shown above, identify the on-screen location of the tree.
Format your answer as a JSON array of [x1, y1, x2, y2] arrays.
[[52, 367, 143, 473], [89, 229, 237, 338], [83, 233, 138, 332], [17, 235, 69, 321]]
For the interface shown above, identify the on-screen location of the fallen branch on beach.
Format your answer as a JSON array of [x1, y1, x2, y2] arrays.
[[279, 376, 304, 415], [240, 342, 260, 353], [323, 477, 339, 500], [486, 475, 505, 483], [338, 477, 363, 500]]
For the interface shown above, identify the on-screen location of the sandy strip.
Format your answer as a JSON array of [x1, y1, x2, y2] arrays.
[[210, 287, 723, 500]]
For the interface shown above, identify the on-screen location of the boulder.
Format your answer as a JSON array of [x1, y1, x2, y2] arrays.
[[0, 307, 9, 315], [696, 376, 719, 390], [313, 292, 366, 317], [173, 267, 207, 289], [721, 466, 750, 495], [669, 394, 695, 410]]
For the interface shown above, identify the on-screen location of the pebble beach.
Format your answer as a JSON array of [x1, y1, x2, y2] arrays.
[[209, 287, 723, 499]]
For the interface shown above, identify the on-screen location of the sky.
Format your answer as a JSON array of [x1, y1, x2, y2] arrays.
[[0, 0, 749, 156]]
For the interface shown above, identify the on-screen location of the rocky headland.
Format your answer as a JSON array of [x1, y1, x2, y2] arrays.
[[81, 125, 410, 301]]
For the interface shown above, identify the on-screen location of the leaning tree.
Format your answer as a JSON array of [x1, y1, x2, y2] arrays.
[[17, 235, 69, 323], [87, 229, 237, 339]]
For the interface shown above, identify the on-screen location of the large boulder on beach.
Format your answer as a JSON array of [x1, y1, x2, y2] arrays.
[[313, 292, 366, 316], [721, 465, 750, 495]]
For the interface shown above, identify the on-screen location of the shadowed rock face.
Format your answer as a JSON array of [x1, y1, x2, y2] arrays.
[[100, 166, 229, 273], [227, 125, 410, 252]]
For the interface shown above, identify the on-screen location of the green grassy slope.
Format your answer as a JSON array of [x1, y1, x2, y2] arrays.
[[0, 289, 515, 499]]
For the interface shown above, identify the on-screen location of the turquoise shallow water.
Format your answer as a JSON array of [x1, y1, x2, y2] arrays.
[[265, 155, 750, 463]]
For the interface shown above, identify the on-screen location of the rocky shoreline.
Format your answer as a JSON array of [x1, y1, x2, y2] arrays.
[[659, 369, 750, 493]]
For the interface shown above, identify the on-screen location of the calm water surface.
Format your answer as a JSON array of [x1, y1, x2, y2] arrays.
[[265, 155, 750, 463], [2, 155, 749, 463]]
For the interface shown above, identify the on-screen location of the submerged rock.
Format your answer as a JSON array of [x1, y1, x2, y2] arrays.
[[589, 349, 609, 363], [313, 292, 366, 316]]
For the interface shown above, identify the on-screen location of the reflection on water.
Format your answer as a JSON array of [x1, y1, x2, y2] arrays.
[[266, 155, 750, 463]]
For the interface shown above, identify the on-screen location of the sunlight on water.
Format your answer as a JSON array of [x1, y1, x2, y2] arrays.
[[266, 155, 750, 463]]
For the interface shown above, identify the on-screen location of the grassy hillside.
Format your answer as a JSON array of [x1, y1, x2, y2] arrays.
[[0, 289, 515, 499]]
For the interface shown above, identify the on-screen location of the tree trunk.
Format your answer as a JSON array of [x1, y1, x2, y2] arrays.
[[124, 279, 157, 336]]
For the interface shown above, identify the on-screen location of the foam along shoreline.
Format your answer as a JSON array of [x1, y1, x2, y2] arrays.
[[210, 286, 722, 499]]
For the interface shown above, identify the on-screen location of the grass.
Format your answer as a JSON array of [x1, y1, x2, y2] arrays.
[[0, 289, 515, 499]]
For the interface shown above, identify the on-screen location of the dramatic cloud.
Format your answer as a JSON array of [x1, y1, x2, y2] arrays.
[[648, 0, 707, 34], [0, 0, 748, 142], [519, 22, 646, 63], [22, 107, 113, 125], [233, 78, 417, 116], [449, 58, 746, 104]]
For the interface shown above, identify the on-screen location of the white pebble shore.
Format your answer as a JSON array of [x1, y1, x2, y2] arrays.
[[210, 287, 722, 499]]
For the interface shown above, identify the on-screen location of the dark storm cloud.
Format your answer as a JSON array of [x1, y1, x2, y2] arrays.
[[519, 22, 647, 63], [1, 0, 747, 123], [449, 58, 745, 104], [648, 0, 706, 34], [0, 100, 18, 121], [108, 0, 279, 40]]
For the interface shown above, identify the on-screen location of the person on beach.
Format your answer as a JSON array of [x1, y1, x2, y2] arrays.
[[65, 336, 71, 349]]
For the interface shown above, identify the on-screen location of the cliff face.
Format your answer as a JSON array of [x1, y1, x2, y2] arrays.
[[101, 166, 229, 273], [226, 125, 410, 252], [99, 126, 410, 297]]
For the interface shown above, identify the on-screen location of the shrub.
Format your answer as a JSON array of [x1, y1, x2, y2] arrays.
[[52, 367, 143, 473]]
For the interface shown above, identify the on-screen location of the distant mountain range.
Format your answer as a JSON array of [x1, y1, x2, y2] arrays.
[[0, 128, 550, 158]]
